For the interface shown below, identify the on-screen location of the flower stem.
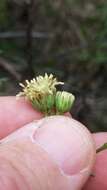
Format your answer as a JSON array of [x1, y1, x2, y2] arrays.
[[96, 143, 107, 153]]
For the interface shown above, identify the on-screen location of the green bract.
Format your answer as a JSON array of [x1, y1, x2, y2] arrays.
[[55, 91, 75, 114], [32, 94, 55, 114]]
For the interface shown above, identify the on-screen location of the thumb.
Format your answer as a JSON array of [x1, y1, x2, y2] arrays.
[[0, 116, 96, 190]]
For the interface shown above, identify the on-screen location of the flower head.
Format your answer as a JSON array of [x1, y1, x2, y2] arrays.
[[55, 91, 75, 113], [17, 73, 64, 114], [17, 73, 64, 101]]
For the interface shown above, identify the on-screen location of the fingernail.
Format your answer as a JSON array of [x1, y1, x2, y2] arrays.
[[32, 116, 96, 176]]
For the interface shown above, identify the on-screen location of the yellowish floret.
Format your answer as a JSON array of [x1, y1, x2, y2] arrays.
[[17, 73, 64, 101]]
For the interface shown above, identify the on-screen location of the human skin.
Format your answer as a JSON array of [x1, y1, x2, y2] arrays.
[[0, 96, 107, 190]]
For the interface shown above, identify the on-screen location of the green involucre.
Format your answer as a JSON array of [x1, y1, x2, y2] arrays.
[[32, 94, 55, 114], [55, 91, 75, 113]]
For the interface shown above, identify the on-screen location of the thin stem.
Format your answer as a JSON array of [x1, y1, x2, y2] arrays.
[[96, 143, 107, 153]]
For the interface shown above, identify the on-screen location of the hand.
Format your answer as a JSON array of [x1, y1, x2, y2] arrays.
[[0, 97, 107, 190]]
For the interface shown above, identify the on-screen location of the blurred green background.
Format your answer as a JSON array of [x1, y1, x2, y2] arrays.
[[0, 0, 107, 132]]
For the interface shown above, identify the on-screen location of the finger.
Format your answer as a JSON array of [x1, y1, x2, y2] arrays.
[[0, 116, 95, 190], [83, 132, 107, 190], [0, 96, 43, 139]]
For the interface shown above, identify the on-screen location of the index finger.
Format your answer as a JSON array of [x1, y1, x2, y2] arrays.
[[0, 96, 43, 139]]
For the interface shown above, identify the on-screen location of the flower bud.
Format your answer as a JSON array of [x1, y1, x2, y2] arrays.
[[55, 91, 75, 114]]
